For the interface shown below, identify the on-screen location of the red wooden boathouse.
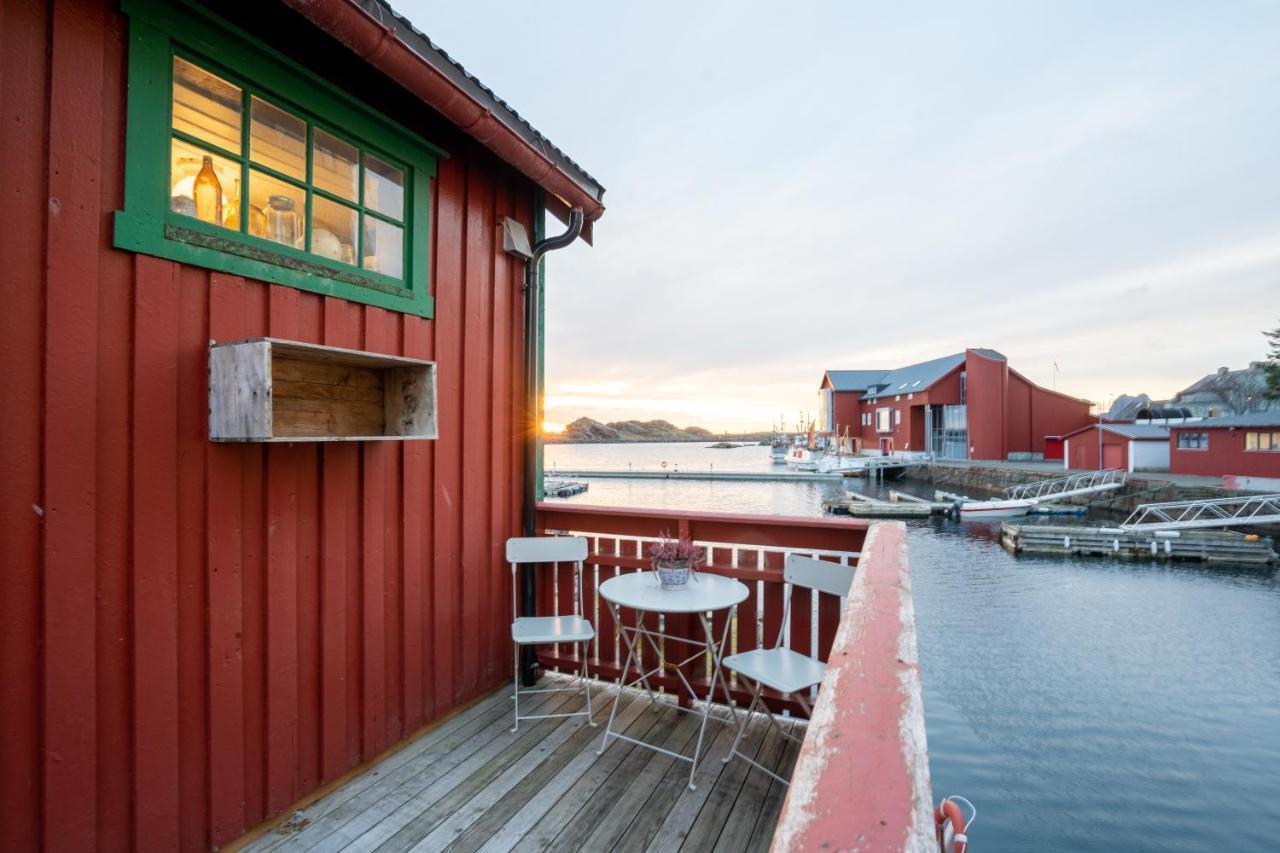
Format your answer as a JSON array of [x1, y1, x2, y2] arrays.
[[0, 0, 612, 848]]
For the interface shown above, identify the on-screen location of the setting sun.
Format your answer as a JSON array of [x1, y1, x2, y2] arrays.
[[541, 420, 565, 434]]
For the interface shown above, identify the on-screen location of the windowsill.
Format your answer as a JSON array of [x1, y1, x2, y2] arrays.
[[114, 209, 432, 317]]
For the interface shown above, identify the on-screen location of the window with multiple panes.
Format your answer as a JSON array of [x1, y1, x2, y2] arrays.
[[1176, 432, 1209, 450], [876, 408, 892, 432], [115, 0, 442, 317], [1245, 431, 1280, 451]]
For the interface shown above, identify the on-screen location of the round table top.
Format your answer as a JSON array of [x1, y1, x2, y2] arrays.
[[599, 571, 748, 613]]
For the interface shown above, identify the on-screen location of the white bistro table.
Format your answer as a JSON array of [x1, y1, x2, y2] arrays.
[[596, 571, 749, 790]]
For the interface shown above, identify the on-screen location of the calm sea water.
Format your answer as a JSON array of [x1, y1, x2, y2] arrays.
[[545, 442, 1280, 852]]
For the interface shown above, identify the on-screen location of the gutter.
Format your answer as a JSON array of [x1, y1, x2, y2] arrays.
[[280, 0, 606, 231], [516, 207, 584, 685]]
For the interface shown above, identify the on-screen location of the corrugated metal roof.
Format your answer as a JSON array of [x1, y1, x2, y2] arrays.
[[824, 370, 888, 392], [1183, 412, 1280, 429], [353, 0, 606, 205], [1103, 424, 1170, 439], [1063, 423, 1170, 440], [861, 353, 967, 400]]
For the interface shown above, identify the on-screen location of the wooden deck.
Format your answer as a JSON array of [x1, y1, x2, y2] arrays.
[[242, 675, 802, 853]]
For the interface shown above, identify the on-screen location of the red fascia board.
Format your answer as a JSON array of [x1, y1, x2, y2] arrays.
[[281, 0, 606, 229]]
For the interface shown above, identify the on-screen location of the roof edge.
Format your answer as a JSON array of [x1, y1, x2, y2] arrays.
[[281, 0, 605, 230]]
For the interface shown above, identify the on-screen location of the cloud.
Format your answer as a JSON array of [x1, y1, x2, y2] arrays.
[[401, 0, 1280, 430]]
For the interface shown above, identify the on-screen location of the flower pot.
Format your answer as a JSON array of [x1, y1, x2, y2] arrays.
[[655, 560, 692, 590]]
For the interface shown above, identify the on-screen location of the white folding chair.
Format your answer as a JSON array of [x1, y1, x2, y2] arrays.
[[721, 553, 855, 784], [508, 536, 596, 733]]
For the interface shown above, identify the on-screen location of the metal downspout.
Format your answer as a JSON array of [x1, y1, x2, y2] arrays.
[[519, 206, 584, 685]]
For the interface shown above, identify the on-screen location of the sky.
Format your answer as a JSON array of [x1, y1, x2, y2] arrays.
[[401, 0, 1280, 432]]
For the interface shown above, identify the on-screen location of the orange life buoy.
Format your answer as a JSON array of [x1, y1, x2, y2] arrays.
[[934, 799, 969, 853]]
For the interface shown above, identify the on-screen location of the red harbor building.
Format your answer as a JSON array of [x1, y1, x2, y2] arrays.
[[1169, 413, 1280, 481], [819, 348, 1093, 460]]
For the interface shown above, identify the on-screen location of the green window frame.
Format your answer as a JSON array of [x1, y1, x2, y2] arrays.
[[114, 0, 443, 317]]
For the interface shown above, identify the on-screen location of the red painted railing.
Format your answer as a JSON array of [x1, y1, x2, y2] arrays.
[[534, 503, 869, 715], [771, 522, 935, 850]]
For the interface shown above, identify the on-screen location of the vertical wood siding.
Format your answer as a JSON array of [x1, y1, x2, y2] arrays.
[[0, 2, 530, 849]]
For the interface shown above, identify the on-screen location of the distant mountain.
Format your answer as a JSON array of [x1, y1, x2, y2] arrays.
[[549, 417, 765, 444]]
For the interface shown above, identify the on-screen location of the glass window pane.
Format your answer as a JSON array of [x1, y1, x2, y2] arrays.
[[313, 128, 358, 201], [364, 154, 404, 220], [363, 217, 403, 279], [249, 169, 306, 249], [312, 197, 358, 265], [250, 97, 305, 180], [172, 56, 241, 155], [1261, 433, 1273, 451], [170, 137, 239, 228]]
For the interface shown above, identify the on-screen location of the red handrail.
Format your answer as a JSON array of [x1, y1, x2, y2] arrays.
[[771, 522, 934, 850]]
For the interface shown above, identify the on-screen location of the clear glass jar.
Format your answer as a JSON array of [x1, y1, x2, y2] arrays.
[[265, 194, 299, 247]]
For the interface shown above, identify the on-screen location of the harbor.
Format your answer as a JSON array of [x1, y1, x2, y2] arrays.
[[544, 440, 1280, 852]]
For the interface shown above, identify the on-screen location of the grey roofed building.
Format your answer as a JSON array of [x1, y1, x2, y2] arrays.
[[1170, 364, 1279, 417], [1182, 411, 1280, 429], [823, 369, 890, 392], [1062, 422, 1171, 440]]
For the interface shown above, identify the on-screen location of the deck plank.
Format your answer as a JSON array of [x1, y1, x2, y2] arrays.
[[575, 708, 705, 852], [711, 720, 791, 852], [245, 689, 512, 852], [241, 679, 805, 853], [502, 694, 675, 853], [360, 692, 589, 852], [745, 726, 804, 853], [534, 706, 685, 852], [618, 712, 745, 853], [298, 689, 571, 853], [446, 692, 652, 853], [404, 691, 624, 852], [669, 712, 773, 852]]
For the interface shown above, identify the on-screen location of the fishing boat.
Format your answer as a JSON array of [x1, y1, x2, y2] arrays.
[[769, 416, 790, 463]]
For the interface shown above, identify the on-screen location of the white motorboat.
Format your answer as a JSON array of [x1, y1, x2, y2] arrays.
[[953, 497, 1037, 519], [786, 446, 821, 471]]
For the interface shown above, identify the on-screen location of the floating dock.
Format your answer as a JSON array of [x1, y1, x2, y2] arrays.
[[1000, 523, 1277, 565], [824, 491, 933, 518], [547, 469, 842, 483]]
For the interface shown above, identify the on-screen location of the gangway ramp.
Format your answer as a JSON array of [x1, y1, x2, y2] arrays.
[[1004, 469, 1127, 503], [1120, 493, 1280, 532]]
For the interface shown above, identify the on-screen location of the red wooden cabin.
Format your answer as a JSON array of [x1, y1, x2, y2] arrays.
[[1, 0, 610, 848], [1, 1, 933, 849]]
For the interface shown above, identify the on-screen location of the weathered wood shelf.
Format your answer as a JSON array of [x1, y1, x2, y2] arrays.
[[209, 337, 437, 442]]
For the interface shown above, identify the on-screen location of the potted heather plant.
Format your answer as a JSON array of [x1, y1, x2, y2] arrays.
[[648, 531, 705, 590]]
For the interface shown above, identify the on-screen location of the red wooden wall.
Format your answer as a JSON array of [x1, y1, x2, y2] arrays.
[[1170, 427, 1280, 477], [0, 1, 532, 849], [1008, 370, 1093, 456]]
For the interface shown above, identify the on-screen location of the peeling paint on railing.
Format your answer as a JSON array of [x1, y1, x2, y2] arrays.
[[771, 522, 935, 852]]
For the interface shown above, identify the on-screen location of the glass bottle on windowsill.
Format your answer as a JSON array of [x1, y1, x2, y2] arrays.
[[193, 156, 222, 226]]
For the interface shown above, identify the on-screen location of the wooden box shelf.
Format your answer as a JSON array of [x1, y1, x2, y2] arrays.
[[209, 338, 437, 442]]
